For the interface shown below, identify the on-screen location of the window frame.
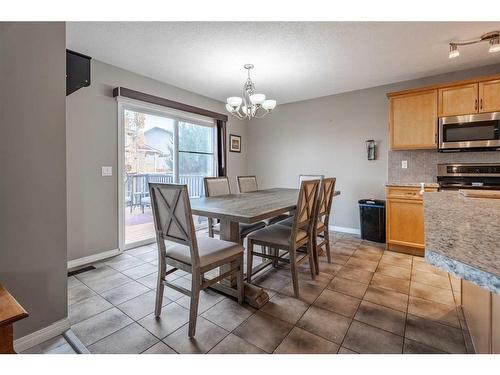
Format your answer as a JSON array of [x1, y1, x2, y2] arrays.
[[117, 97, 217, 250]]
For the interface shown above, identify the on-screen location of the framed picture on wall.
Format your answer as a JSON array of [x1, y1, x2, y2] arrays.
[[229, 134, 241, 153]]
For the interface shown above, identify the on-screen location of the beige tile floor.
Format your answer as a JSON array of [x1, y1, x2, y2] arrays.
[[25, 232, 474, 354]]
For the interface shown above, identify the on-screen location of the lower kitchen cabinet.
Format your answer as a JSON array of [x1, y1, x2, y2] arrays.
[[385, 186, 438, 256], [462, 279, 500, 354], [492, 293, 500, 354]]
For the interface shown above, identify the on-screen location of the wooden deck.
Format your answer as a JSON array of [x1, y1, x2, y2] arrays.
[[125, 208, 207, 245]]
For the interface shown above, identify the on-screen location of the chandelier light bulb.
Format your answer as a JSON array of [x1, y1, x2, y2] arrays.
[[449, 44, 459, 59], [262, 99, 277, 111], [250, 93, 266, 105], [489, 38, 500, 53], [225, 103, 234, 113], [227, 96, 242, 108]]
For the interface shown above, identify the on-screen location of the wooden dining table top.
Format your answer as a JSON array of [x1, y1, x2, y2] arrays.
[[190, 188, 340, 224]]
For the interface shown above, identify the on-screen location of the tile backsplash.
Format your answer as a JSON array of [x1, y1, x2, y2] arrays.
[[388, 150, 500, 183]]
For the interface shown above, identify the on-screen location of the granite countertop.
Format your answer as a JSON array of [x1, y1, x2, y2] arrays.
[[386, 182, 440, 188], [423, 191, 500, 293]]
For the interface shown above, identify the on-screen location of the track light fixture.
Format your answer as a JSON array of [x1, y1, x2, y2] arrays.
[[449, 31, 500, 59]]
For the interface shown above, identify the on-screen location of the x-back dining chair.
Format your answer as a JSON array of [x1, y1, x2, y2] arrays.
[[204, 176, 265, 243], [312, 177, 336, 271], [246, 179, 321, 298], [278, 175, 336, 272], [149, 183, 244, 337], [299, 174, 324, 187]]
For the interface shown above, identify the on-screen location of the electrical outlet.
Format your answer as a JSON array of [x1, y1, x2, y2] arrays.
[[102, 166, 112, 176], [401, 160, 408, 169]]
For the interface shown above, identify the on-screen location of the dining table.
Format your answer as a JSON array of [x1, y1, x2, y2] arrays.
[[190, 187, 341, 308]]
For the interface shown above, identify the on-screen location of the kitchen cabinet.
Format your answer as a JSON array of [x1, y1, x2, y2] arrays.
[[479, 79, 500, 113], [462, 279, 500, 354], [462, 279, 491, 353], [438, 83, 478, 117], [389, 90, 437, 150], [385, 186, 438, 256], [388, 74, 500, 151], [493, 293, 500, 353]]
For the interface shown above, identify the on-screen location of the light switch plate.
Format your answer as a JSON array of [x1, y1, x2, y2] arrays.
[[102, 166, 112, 176], [401, 160, 408, 169]]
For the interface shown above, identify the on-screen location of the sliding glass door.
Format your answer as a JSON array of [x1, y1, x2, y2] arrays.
[[119, 102, 216, 249]]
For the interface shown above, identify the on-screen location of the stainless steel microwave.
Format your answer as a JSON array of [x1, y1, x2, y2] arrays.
[[438, 112, 500, 151]]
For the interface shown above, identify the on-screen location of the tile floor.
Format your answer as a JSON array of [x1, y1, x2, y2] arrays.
[[26, 232, 474, 354]]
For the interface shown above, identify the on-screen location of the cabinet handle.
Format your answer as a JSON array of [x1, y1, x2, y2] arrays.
[[475, 99, 478, 110], [480, 98, 483, 110]]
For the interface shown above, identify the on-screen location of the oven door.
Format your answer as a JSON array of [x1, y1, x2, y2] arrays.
[[439, 112, 500, 151]]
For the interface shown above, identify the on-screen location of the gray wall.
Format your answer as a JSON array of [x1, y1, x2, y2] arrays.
[[247, 63, 500, 231], [0, 22, 67, 338], [66, 60, 247, 262]]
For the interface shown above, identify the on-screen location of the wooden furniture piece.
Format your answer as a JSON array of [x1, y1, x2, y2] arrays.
[[385, 185, 438, 256], [299, 174, 324, 185], [387, 74, 500, 150], [439, 81, 500, 116], [149, 183, 244, 337], [279, 178, 337, 272], [462, 279, 500, 353], [237, 175, 290, 226], [312, 177, 336, 269], [191, 188, 298, 306], [236, 175, 258, 193], [479, 79, 500, 113], [389, 90, 438, 150], [204, 176, 265, 242], [438, 83, 478, 117], [246, 180, 320, 298], [0, 284, 28, 354]]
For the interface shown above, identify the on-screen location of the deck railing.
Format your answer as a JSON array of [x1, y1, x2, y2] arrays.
[[125, 173, 205, 210]]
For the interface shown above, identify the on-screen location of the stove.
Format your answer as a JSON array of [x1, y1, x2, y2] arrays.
[[437, 163, 500, 190]]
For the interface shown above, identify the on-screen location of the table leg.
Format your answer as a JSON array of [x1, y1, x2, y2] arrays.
[[0, 324, 16, 354], [218, 219, 240, 287], [209, 218, 270, 309]]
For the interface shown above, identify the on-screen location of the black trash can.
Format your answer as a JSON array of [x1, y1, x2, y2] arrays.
[[358, 199, 386, 243]]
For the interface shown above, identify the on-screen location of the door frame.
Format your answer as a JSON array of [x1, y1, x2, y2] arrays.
[[116, 97, 217, 251]]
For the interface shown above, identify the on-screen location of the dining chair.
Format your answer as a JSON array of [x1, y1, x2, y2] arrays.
[[246, 179, 320, 298], [299, 174, 324, 186], [277, 177, 335, 272], [149, 183, 244, 337], [236, 175, 258, 193], [204, 176, 265, 243], [312, 177, 336, 270]]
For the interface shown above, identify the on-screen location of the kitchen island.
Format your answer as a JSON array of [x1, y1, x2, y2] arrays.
[[423, 190, 500, 354]]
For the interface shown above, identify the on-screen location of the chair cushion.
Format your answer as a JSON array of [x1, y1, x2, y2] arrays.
[[212, 221, 266, 237], [264, 214, 292, 226], [247, 224, 308, 247], [165, 237, 243, 268], [276, 216, 294, 226], [277, 217, 326, 232]]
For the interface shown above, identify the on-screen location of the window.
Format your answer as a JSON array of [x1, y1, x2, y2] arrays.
[[119, 102, 216, 249]]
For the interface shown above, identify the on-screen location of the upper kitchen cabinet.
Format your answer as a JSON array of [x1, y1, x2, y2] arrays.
[[389, 90, 437, 150], [479, 79, 500, 113], [438, 83, 478, 117]]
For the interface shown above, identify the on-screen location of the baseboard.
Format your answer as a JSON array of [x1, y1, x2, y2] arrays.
[[329, 225, 361, 235], [14, 318, 70, 353], [68, 248, 121, 270]]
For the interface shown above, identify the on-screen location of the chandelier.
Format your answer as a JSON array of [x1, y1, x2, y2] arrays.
[[225, 64, 277, 120]]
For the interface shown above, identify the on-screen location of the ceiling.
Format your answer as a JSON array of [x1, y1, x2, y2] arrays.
[[66, 22, 500, 104]]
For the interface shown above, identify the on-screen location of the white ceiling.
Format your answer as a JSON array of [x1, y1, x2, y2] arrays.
[[66, 22, 500, 104]]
